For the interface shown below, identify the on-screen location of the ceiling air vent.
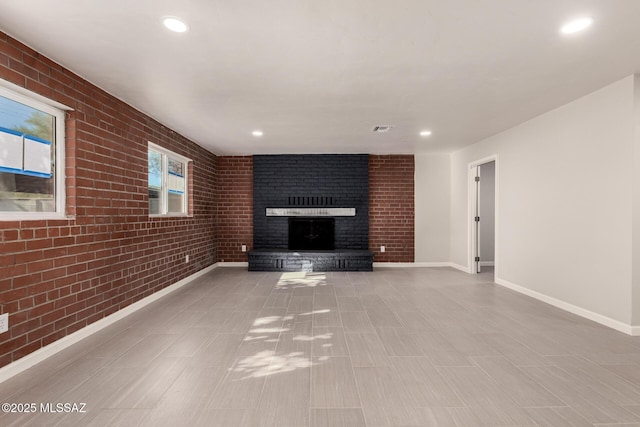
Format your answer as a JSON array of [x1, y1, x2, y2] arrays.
[[372, 125, 394, 133]]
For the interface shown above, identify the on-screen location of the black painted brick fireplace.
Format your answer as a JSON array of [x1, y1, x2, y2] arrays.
[[250, 154, 372, 271], [253, 154, 369, 249]]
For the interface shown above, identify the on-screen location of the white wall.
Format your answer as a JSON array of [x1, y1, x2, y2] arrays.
[[451, 75, 635, 325], [633, 74, 640, 327], [479, 161, 495, 264], [415, 154, 451, 263]]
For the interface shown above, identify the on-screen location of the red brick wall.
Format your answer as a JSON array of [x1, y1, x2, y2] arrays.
[[0, 33, 218, 368], [369, 155, 415, 262], [217, 157, 253, 262]]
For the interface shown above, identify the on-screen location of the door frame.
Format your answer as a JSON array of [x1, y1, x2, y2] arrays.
[[467, 154, 498, 275]]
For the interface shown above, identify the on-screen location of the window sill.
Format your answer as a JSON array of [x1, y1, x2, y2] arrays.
[[149, 214, 193, 219], [0, 212, 71, 222]]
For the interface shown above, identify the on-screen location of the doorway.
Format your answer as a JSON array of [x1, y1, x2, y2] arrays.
[[469, 156, 497, 276]]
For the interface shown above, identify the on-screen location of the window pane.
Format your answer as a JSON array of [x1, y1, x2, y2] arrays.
[[0, 95, 55, 212], [168, 192, 184, 213], [148, 150, 162, 215], [167, 158, 185, 213]]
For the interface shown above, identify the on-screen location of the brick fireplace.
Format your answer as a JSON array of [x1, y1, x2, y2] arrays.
[[249, 154, 373, 271]]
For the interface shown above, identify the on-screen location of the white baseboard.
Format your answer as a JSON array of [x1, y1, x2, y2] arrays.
[[412, 262, 453, 268], [450, 263, 471, 273], [0, 263, 219, 384], [373, 262, 416, 268], [494, 277, 639, 336], [479, 261, 495, 267], [373, 262, 453, 268], [218, 262, 249, 267]]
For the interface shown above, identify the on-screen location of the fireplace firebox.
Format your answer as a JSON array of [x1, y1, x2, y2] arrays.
[[288, 218, 334, 250]]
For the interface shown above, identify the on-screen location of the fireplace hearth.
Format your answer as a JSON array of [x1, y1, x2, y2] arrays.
[[289, 218, 334, 250]]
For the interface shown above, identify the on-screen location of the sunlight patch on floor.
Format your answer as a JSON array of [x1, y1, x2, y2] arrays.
[[233, 350, 313, 379], [252, 316, 282, 327], [276, 272, 328, 290]]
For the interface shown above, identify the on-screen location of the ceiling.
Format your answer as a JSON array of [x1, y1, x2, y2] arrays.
[[1, 1, 640, 155]]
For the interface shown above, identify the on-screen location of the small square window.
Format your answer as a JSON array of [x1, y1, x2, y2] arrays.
[[148, 142, 190, 216]]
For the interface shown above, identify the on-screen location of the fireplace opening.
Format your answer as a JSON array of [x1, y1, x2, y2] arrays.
[[288, 218, 335, 250]]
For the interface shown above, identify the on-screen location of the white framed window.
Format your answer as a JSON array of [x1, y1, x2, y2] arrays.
[[148, 142, 190, 216], [0, 82, 67, 220]]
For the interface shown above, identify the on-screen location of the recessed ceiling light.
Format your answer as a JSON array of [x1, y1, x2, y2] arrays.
[[163, 17, 189, 33], [420, 130, 432, 137], [560, 17, 593, 34], [252, 130, 263, 137]]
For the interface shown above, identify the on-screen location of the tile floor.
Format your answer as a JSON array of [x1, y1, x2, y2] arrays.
[[2, 267, 640, 426]]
